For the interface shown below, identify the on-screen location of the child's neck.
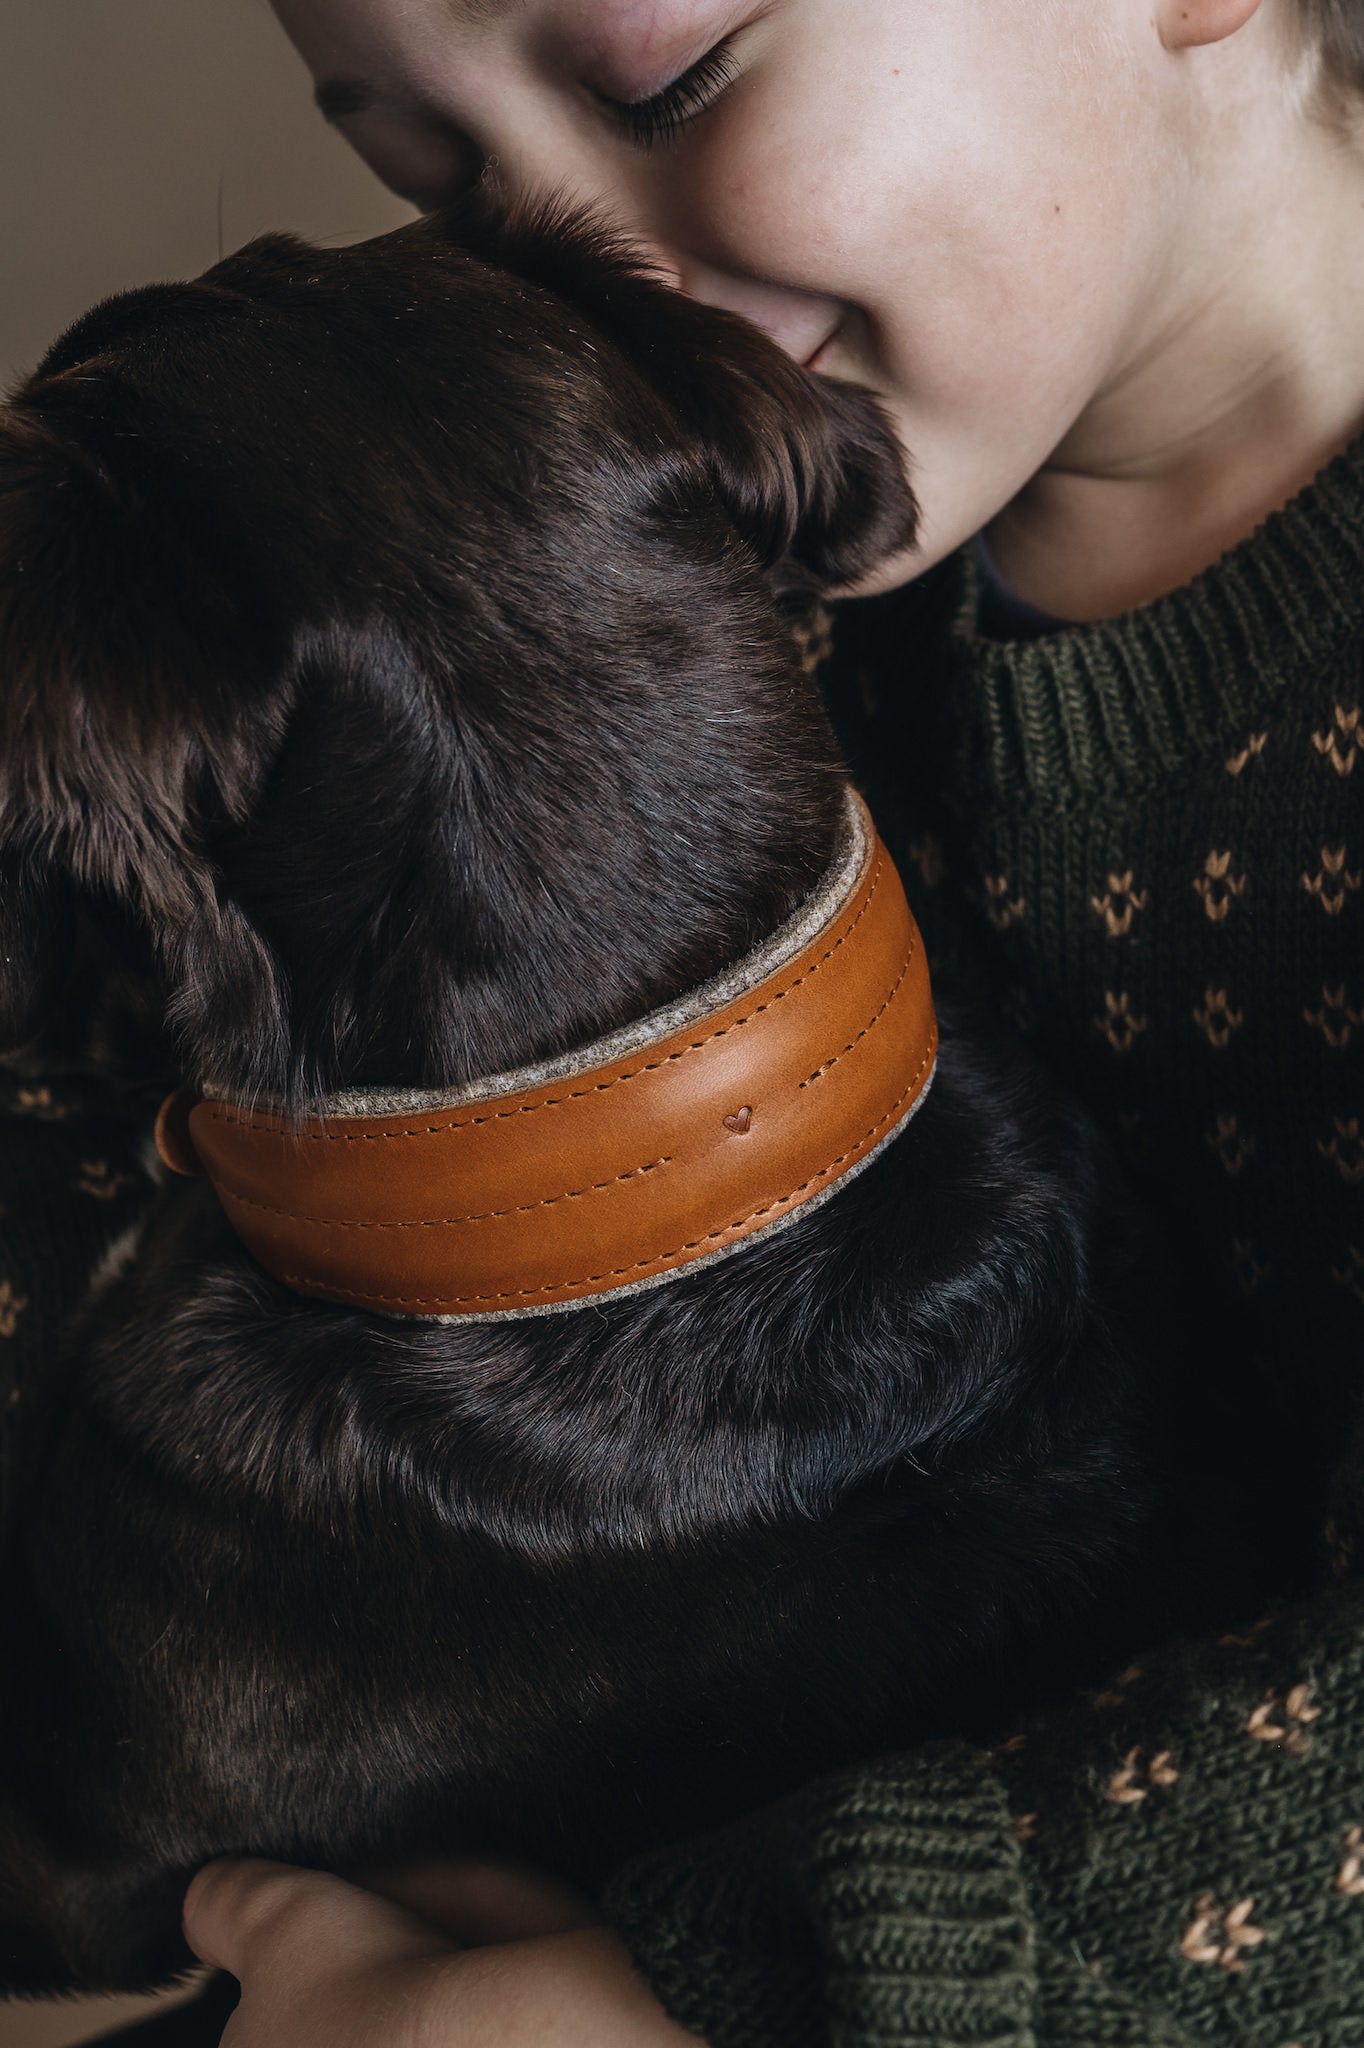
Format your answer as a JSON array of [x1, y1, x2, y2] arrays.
[[985, 88, 1364, 623]]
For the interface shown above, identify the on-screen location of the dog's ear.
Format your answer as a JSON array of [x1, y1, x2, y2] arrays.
[[442, 203, 919, 591], [0, 398, 291, 1091], [635, 301, 919, 593]]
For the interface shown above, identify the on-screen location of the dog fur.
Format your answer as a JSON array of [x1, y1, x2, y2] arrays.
[[0, 206, 1206, 1993]]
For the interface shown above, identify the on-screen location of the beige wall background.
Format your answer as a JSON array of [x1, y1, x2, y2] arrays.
[[1, 9, 409, 2039], [1, 0, 413, 392]]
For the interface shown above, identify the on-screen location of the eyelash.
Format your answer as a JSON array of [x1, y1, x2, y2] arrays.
[[601, 40, 740, 150]]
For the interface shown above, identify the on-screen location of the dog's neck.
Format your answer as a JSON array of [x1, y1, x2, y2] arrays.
[[206, 628, 848, 1111]]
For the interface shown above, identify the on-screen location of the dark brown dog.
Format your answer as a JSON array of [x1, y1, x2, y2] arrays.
[[0, 206, 1203, 1995]]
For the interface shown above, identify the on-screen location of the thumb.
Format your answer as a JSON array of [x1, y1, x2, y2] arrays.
[[183, 1858, 456, 1983]]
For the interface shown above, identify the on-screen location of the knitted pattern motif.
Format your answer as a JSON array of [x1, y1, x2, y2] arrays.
[[608, 1586, 1364, 2044], [819, 434, 1364, 1556]]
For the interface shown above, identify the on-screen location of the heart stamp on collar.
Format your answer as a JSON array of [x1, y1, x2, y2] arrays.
[[723, 1106, 754, 1134]]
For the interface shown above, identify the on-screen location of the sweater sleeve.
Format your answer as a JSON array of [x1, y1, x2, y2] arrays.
[[604, 1744, 1036, 2048], [603, 1581, 1364, 2048]]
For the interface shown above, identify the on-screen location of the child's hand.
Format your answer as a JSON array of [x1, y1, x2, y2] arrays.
[[184, 1856, 703, 2047]]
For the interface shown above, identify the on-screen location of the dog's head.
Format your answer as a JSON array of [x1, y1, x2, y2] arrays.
[[0, 206, 917, 1106]]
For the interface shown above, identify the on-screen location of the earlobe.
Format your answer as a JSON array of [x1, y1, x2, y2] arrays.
[[1157, 0, 1263, 51]]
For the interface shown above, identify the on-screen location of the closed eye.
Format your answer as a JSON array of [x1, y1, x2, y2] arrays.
[[598, 40, 739, 150]]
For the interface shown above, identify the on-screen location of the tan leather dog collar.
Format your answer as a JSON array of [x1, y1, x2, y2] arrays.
[[156, 791, 937, 1322]]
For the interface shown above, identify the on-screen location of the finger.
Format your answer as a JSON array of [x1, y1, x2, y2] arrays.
[[183, 1858, 453, 1981], [352, 1856, 603, 1945]]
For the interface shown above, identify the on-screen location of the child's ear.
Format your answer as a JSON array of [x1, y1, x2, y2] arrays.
[[1157, 0, 1261, 51], [442, 202, 920, 591]]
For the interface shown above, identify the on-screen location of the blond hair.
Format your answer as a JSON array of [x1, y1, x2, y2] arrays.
[[1295, 0, 1364, 112]]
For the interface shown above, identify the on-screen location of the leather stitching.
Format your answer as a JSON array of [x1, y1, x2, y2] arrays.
[[215, 1155, 672, 1230], [210, 940, 915, 1232], [800, 955, 911, 1088], [276, 1026, 937, 1309], [207, 857, 888, 1144]]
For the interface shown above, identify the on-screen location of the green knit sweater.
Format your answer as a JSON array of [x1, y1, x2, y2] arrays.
[[601, 433, 1364, 2047], [2, 434, 1361, 2046]]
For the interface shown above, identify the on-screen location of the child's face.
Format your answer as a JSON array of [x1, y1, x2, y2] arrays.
[[272, 0, 1192, 585]]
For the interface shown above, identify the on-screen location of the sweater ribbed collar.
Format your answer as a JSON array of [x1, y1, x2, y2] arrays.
[[928, 430, 1364, 806]]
